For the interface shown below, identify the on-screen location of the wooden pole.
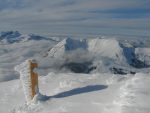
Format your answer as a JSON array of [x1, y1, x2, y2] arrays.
[[29, 60, 39, 99]]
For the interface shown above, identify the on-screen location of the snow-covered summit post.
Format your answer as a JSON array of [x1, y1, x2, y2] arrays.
[[15, 59, 39, 104]]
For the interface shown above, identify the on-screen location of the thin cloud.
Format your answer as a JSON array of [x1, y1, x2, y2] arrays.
[[0, 0, 149, 37]]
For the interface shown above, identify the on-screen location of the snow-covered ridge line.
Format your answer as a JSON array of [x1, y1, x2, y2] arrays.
[[0, 31, 59, 44], [46, 37, 150, 74], [1, 33, 150, 82]]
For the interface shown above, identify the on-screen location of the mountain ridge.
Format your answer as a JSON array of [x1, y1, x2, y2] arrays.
[[46, 37, 150, 74], [0, 31, 59, 44]]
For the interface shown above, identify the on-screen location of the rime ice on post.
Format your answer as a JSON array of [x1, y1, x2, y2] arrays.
[[15, 59, 39, 104]]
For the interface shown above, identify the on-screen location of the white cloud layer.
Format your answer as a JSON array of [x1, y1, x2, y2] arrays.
[[0, 0, 149, 37]]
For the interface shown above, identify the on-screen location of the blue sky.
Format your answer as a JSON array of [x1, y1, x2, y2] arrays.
[[0, 0, 150, 37]]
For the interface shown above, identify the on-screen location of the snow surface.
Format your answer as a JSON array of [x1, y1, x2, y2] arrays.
[[0, 72, 150, 113], [0, 32, 150, 113]]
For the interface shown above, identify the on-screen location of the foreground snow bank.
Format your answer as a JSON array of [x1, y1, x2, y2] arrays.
[[0, 72, 148, 113], [115, 73, 150, 113]]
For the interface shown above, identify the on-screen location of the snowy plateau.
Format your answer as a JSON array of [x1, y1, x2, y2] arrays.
[[0, 31, 150, 113]]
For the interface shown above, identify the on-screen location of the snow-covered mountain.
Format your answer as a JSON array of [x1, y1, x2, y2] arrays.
[[0, 32, 150, 113], [0, 31, 57, 44], [47, 38, 87, 58], [0, 31, 58, 82], [46, 37, 150, 74], [1, 32, 150, 82]]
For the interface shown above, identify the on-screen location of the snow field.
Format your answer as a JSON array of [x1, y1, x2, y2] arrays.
[[114, 73, 150, 113], [0, 69, 149, 113]]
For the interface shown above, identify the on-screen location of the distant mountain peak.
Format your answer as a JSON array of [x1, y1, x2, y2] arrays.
[[0, 31, 21, 37], [0, 31, 58, 44], [0, 31, 21, 43]]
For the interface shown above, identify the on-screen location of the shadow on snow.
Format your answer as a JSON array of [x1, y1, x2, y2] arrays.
[[38, 85, 108, 101]]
